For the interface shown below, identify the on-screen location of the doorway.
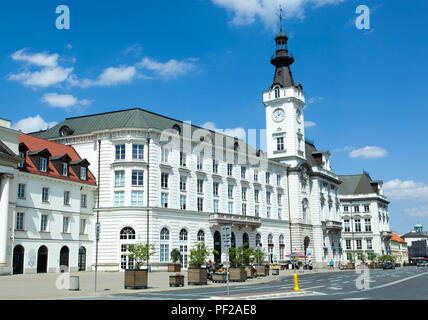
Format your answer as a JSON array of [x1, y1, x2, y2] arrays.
[[37, 246, 48, 273], [59, 246, 69, 272], [12, 245, 24, 274]]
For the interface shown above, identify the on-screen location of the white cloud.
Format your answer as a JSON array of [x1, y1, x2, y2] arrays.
[[348, 146, 387, 159], [137, 57, 197, 77], [304, 121, 316, 128], [11, 49, 59, 67], [68, 66, 138, 88], [307, 96, 324, 104], [384, 179, 428, 202], [41, 93, 93, 110], [8, 66, 74, 88], [211, 0, 345, 29], [12, 115, 57, 133], [404, 206, 428, 217], [201, 121, 247, 141]]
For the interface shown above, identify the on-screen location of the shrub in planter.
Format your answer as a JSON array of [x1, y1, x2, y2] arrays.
[[254, 249, 269, 276], [187, 242, 210, 285], [168, 248, 182, 272], [228, 246, 247, 282], [124, 243, 155, 289]]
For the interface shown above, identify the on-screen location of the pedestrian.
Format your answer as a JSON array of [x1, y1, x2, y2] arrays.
[[330, 259, 334, 270]]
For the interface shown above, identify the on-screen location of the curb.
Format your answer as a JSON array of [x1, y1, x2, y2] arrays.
[[209, 290, 315, 300]]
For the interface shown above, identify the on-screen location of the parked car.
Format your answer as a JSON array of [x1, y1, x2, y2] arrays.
[[417, 261, 427, 267], [383, 261, 395, 269]]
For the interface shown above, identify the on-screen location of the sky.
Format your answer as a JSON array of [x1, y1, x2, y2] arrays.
[[1, 0, 427, 235]]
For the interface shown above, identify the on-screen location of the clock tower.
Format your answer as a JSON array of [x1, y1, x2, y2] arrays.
[[263, 16, 306, 168]]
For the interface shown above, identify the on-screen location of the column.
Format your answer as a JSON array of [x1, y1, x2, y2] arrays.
[[0, 176, 11, 264]]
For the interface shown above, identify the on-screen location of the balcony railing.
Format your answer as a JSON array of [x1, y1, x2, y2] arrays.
[[209, 213, 261, 230]]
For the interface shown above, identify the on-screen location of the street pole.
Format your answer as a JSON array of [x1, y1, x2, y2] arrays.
[[95, 139, 101, 292]]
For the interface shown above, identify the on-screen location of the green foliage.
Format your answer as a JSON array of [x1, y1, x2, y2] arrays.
[[228, 246, 256, 267], [126, 243, 155, 269], [242, 247, 255, 265], [188, 242, 210, 267], [367, 253, 377, 262], [378, 255, 397, 263], [347, 253, 354, 262], [170, 248, 182, 264], [359, 253, 367, 263], [254, 248, 267, 265], [228, 247, 239, 267]]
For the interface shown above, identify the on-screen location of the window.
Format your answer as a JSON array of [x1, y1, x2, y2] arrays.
[[63, 216, 70, 233], [197, 230, 205, 242], [277, 137, 284, 151], [228, 185, 233, 199], [40, 215, 48, 232], [366, 239, 373, 250], [266, 172, 270, 184], [241, 166, 246, 179], [278, 207, 282, 220], [18, 184, 26, 199], [161, 173, 169, 189], [180, 176, 187, 192], [346, 240, 352, 250], [354, 205, 360, 213], [61, 162, 68, 176], [115, 145, 125, 160], [197, 179, 204, 194], [274, 86, 280, 99], [213, 182, 219, 196], [254, 170, 258, 182], [131, 191, 144, 206], [266, 191, 271, 205], [343, 206, 349, 212], [161, 147, 169, 163], [114, 191, 125, 206], [242, 187, 247, 201], [132, 170, 144, 186], [40, 157, 48, 172], [81, 194, 87, 208], [64, 191, 70, 205], [161, 193, 168, 208], [277, 175, 282, 186], [344, 219, 350, 232], [365, 219, 372, 232], [356, 240, 362, 250], [180, 195, 187, 210], [179, 229, 188, 241], [160, 228, 169, 263], [42, 187, 49, 202], [115, 171, 125, 187], [279, 235, 285, 260], [80, 219, 87, 234], [364, 205, 370, 212], [16, 212, 24, 230], [120, 227, 136, 240], [277, 194, 282, 206], [197, 154, 203, 170], [254, 189, 259, 202], [80, 167, 87, 180], [267, 207, 271, 218], [228, 202, 233, 214], [256, 234, 261, 247], [255, 205, 259, 217], [18, 152, 25, 168], [180, 152, 187, 167], [227, 163, 233, 176], [197, 198, 204, 212], [355, 219, 362, 232], [213, 199, 219, 213], [212, 159, 218, 173], [242, 203, 247, 216], [132, 144, 144, 160]]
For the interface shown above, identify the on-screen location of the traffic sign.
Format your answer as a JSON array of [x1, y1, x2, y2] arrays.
[[221, 225, 232, 249], [307, 249, 313, 256]]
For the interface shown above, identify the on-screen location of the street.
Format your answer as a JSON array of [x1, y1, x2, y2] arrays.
[[68, 266, 428, 300]]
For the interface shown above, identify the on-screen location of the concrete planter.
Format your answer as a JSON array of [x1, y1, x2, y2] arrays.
[[187, 267, 207, 285], [124, 269, 148, 289], [212, 273, 227, 283], [255, 265, 270, 277], [229, 267, 247, 282], [244, 265, 256, 278], [168, 264, 181, 272], [272, 269, 279, 275], [169, 274, 184, 287]]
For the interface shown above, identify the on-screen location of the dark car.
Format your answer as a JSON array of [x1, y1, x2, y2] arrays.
[[417, 261, 427, 267], [383, 261, 395, 269]]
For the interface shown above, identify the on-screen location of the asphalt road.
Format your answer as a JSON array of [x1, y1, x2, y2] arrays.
[[70, 266, 428, 300]]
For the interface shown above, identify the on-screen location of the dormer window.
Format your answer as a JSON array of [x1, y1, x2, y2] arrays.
[[40, 157, 48, 172], [61, 162, 68, 176], [80, 167, 87, 180], [18, 152, 25, 168]]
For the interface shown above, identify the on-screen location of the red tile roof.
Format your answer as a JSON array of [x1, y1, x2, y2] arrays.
[[391, 232, 407, 244], [19, 134, 96, 186]]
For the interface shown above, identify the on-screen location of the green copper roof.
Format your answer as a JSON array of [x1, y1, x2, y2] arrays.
[[338, 173, 378, 195]]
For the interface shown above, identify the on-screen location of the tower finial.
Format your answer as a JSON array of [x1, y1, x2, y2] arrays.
[[279, 5, 283, 32]]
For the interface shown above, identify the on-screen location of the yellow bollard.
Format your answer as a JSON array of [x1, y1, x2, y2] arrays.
[[293, 273, 300, 292]]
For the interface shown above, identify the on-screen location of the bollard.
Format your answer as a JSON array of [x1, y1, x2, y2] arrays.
[[293, 273, 299, 292]]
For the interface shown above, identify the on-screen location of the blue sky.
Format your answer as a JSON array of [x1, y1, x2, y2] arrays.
[[1, 0, 427, 235]]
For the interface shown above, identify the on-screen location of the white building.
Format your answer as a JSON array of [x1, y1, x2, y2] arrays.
[[32, 27, 346, 270], [4, 131, 97, 274], [338, 173, 392, 263]]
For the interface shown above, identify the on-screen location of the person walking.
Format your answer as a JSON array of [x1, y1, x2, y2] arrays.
[[330, 259, 334, 270]]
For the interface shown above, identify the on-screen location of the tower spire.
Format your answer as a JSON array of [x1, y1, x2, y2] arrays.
[[279, 6, 283, 32]]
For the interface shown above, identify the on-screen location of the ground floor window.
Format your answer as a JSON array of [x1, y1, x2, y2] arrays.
[[121, 244, 134, 270]]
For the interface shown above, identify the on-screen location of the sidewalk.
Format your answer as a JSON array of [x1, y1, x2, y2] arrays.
[[0, 268, 350, 300]]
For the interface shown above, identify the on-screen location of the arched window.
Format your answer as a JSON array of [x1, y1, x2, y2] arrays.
[[268, 234, 273, 245], [78, 246, 86, 271], [279, 235, 285, 261], [302, 199, 309, 222], [160, 228, 170, 263], [274, 86, 280, 99], [160, 227, 169, 241], [279, 234, 284, 245], [197, 230, 205, 242], [256, 233, 262, 247], [179, 229, 188, 241], [120, 227, 136, 240], [242, 233, 249, 249]]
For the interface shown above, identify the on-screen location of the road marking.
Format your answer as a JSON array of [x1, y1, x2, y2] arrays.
[[343, 297, 369, 300], [370, 271, 428, 290], [327, 287, 342, 290]]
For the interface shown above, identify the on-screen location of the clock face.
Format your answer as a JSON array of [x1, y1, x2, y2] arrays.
[[296, 109, 302, 123], [272, 108, 285, 123]]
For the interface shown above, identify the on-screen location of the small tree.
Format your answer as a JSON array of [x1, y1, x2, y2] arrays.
[[126, 243, 155, 269], [254, 248, 267, 265], [359, 253, 367, 264], [188, 242, 210, 267], [347, 253, 354, 263], [170, 248, 182, 264], [367, 253, 377, 263], [228, 247, 239, 267], [242, 247, 255, 265]]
